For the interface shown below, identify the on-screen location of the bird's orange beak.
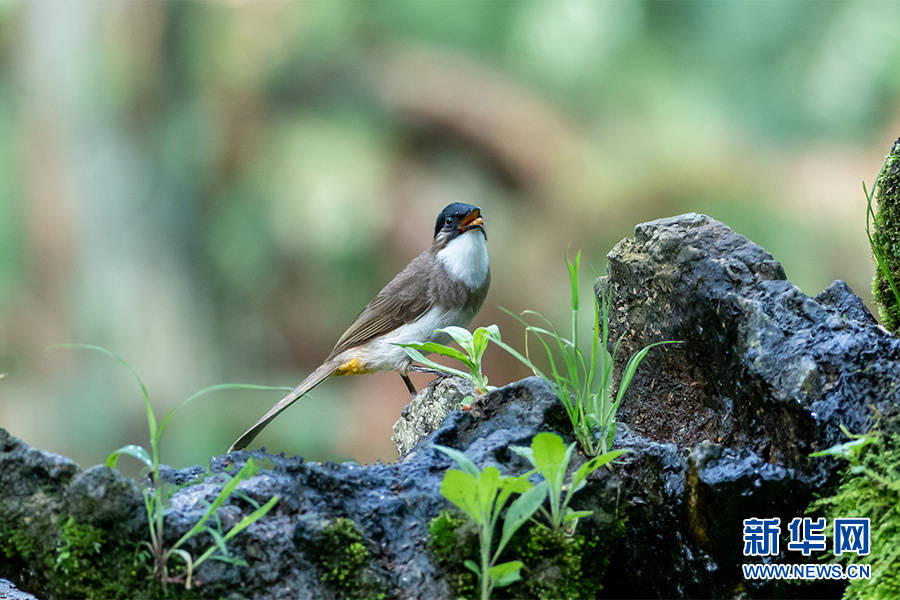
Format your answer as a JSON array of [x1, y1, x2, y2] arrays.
[[459, 209, 483, 231]]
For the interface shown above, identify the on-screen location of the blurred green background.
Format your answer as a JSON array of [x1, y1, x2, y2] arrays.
[[1, 1, 898, 470]]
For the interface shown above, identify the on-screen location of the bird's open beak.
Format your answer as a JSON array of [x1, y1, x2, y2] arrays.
[[459, 209, 483, 231]]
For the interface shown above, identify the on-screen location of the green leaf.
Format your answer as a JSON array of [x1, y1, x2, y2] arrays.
[[614, 341, 680, 407], [497, 473, 531, 495], [395, 341, 470, 364], [159, 383, 293, 441], [440, 470, 481, 523], [220, 495, 279, 543], [477, 467, 501, 517], [170, 459, 261, 553], [194, 495, 279, 568], [524, 325, 575, 348], [531, 432, 569, 488], [437, 326, 476, 356], [463, 559, 481, 576], [169, 548, 195, 589], [433, 445, 480, 477], [49, 343, 159, 463], [488, 335, 548, 381], [571, 449, 628, 491], [509, 445, 533, 462], [400, 347, 472, 380], [493, 473, 531, 517], [564, 509, 593, 522], [566, 249, 581, 313], [497, 481, 547, 557], [489, 561, 523, 587], [810, 435, 876, 459], [472, 324, 501, 360], [206, 527, 229, 557], [206, 554, 248, 567], [106, 444, 153, 470]]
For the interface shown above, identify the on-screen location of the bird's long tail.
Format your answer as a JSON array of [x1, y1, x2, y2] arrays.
[[228, 362, 335, 452]]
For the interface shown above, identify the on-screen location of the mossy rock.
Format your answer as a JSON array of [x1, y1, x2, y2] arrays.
[[872, 138, 900, 332], [309, 517, 387, 600], [427, 509, 613, 599], [0, 506, 167, 600], [427, 511, 479, 598]]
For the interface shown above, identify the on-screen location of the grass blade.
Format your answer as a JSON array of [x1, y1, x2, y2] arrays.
[[159, 383, 294, 439], [49, 343, 158, 444], [106, 444, 152, 470]]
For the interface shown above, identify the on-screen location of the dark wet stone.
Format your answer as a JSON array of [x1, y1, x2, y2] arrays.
[[1, 213, 894, 599]]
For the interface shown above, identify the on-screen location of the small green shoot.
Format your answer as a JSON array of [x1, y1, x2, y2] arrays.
[[433, 445, 545, 600], [397, 325, 500, 394], [51, 343, 284, 590], [490, 252, 676, 456], [810, 424, 877, 462], [511, 432, 627, 532]]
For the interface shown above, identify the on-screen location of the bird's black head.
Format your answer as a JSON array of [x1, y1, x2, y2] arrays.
[[434, 202, 485, 240]]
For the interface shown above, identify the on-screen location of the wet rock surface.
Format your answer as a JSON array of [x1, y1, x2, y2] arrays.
[[2, 213, 897, 599], [599, 213, 899, 597], [391, 376, 475, 456], [0, 578, 37, 600]]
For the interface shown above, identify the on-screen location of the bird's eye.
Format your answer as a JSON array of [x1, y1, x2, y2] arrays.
[[445, 217, 453, 225]]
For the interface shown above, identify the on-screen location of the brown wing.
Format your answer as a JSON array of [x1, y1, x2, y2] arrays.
[[327, 252, 435, 359]]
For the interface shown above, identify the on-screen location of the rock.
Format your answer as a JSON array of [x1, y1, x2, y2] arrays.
[[391, 376, 475, 456], [598, 213, 898, 597], [0, 578, 37, 600], [1, 213, 896, 599]]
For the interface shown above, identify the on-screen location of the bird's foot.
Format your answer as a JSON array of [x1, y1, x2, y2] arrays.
[[400, 373, 417, 396], [408, 365, 447, 377]]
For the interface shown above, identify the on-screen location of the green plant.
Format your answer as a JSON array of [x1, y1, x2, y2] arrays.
[[433, 444, 546, 600], [427, 510, 479, 597], [313, 517, 386, 599], [491, 251, 674, 456], [506, 521, 602, 600], [811, 426, 900, 599], [397, 324, 499, 394], [866, 139, 900, 332], [511, 432, 626, 533], [53, 344, 282, 590]]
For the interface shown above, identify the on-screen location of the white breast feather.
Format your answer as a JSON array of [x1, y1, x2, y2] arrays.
[[436, 230, 489, 289]]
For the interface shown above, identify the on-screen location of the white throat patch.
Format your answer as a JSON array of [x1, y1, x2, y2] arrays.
[[437, 230, 489, 288]]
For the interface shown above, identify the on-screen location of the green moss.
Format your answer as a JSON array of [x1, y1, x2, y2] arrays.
[[871, 140, 900, 332], [0, 519, 35, 560], [313, 517, 386, 600], [427, 510, 478, 598], [427, 510, 612, 600], [812, 429, 900, 600], [48, 516, 150, 599], [505, 523, 604, 600], [55, 516, 104, 574], [0, 504, 169, 600]]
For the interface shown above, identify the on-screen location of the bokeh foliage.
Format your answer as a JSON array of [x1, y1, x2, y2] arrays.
[[1, 1, 899, 467]]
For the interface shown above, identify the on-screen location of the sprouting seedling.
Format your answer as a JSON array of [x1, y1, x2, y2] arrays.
[[511, 432, 627, 533], [50, 343, 282, 589], [489, 251, 677, 456], [433, 444, 546, 600], [397, 324, 500, 394]]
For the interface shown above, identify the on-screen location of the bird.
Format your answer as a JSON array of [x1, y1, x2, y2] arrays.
[[228, 202, 490, 451]]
